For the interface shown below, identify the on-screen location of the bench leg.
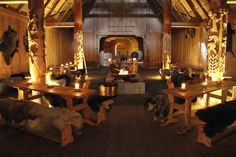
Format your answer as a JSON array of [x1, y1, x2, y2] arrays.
[[196, 122, 212, 147], [61, 123, 73, 147], [97, 105, 106, 124]]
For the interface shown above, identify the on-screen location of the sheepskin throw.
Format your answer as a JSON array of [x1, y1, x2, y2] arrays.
[[0, 98, 83, 130]]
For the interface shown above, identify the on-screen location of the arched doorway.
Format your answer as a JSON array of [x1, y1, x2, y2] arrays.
[[99, 35, 143, 65]]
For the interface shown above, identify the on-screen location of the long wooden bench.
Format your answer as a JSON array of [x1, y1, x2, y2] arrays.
[[195, 99, 236, 147], [0, 98, 83, 147]]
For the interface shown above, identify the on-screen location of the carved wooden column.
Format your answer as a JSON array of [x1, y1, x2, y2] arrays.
[[207, 0, 228, 81], [162, 0, 171, 69], [28, 0, 46, 83], [74, 0, 85, 71]]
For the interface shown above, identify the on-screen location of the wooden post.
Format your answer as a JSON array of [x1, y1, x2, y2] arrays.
[[162, 0, 171, 69], [207, 0, 228, 81], [28, 0, 46, 84], [74, 0, 85, 71]]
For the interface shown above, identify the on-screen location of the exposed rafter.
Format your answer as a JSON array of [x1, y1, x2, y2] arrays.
[[0, 0, 213, 23], [147, 0, 163, 20], [45, 22, 74, 28], [83, 0, 95, 19], [190, 0, 207, 20], [45, 0, 60, 18], [87, 13, 156, 18]]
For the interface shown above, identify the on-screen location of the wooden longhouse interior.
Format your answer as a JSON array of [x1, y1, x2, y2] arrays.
[[1, 0, 236, 156]]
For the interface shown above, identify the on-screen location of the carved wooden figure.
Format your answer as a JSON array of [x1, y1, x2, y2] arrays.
[[28, 0, 46, 83]]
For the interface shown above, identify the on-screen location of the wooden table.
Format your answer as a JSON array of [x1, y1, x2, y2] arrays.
[[162, 80, 236, 134], [10, 81, 96, 120], [113, 61, 144, 73], [8, 81, 97, 146]]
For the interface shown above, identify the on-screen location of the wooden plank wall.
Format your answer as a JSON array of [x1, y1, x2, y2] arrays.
[[45, 28, 74, 67], [0, 8, 74, 78], [225, 10, 236, 80], [82, 7, 163, 68], [171, 27, 206, 68], [0, 7, 29, 78]]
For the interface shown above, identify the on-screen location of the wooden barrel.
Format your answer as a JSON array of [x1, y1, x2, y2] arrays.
[[98, 82, 118, 97]]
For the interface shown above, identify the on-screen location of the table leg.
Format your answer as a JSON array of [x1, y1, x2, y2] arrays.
[[161, 94, 178, 126], [82, 96, 90, 120], [221, 89, 228, 104], [65, 97, 73, 109], [177, 98, 194, 135], [232, 86, 236, 100], [205, 94, 210, 108], [64, 96, 95, 126], [17, 88, 28, 100]]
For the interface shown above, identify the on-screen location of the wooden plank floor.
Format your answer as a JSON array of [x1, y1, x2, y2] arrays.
[[1, 68, 236, 157]]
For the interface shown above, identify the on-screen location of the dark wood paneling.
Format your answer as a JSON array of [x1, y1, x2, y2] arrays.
[[82, 8, 163, 67], [171, 27, 206, 68], [45, 28, 74, 67], [225, 11, 236, 80]]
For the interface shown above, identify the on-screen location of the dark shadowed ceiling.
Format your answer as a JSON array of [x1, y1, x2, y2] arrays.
[[0, 0, 235, 23]]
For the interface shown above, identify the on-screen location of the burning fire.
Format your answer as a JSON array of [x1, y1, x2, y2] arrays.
[[119, 69, 129, 75]]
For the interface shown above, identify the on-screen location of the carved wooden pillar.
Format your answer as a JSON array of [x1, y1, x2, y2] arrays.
[[28, 0, 46, 83], [74, 0, 85, 70], [207, 0, 228, 81], [162, 0, 171, 69]]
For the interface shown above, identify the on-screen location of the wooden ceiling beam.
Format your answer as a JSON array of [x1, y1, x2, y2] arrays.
[[45, 22, 74, 28], [53, 1, 67, 19], [58, 1, 73, 22], [45, 0, 60, 18], [171, 10, 183, 22], [192, 0, 208, 19], [83, 0, 95, 19], [175, 1, 191, 20], [171, 22, 201, 28], [44, 0, 50, 8], [147, 0, 163, 20], [86, 13, 157, 18], [172, 0, 188, 22], [186, 0, 205, 22], [197, 0, 210, 15], [0, 0, 27, 4], [94, 3, 148, 8], [180, 0, 196, 18]]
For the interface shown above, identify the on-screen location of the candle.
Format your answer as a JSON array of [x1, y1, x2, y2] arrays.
[[69, 62, 72, 65], [65, 63, 68, 66], [108, 58, 112, 62], [202, 78, 208, 86], [47, 80, 52, 87], [49, 67, 53, 71], [75, 82, 80, 89], [61, 64, 64, 67], [181, 83, 186, 89], [27, 79, 32, 84], [132, 58, 137, 61]]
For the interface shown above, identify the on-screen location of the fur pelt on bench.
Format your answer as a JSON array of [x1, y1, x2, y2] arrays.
[[0, 98, 83, 130], [196, 100, 236, 137]]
